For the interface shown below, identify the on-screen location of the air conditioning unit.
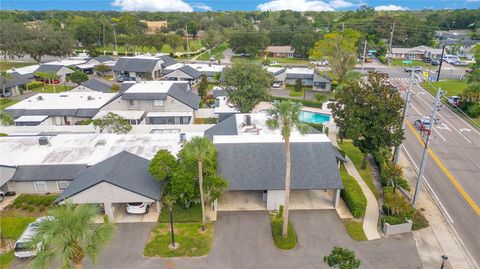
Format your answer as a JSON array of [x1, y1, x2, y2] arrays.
[[179, 133, 187, 143], [38, 137, 48, 146]]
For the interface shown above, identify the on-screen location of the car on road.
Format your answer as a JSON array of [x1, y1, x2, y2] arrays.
[[15, 216, 53, 258], [414, 118, 432, 132], [405, 66, 423, 72], [452, 61, 468, 66], [447, 96, 461, 106], [126, 202, 152, 214], [431, 60, 440, 66]]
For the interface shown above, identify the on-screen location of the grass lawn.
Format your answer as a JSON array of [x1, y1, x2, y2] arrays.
[[231, 56, 262, 64], [390, 59, 430, 67], [342, 219, 367, 241], [0, 99, 19, 110], [0, 61, 34, 71], [267, 57, 311, 65], [420, 80, 468, 97], [0, 214, 37, 269], [32, 85, 74, 93], [338, 141, 379, 199], [197, 42, 229, 61], [144, 223, 213, 257], [0, 251, 15, 269], [270, 215, 297, 250], [158, 204, 202, 223]]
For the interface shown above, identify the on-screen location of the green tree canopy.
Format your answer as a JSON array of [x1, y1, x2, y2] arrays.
[[92, 112, 132, 134], [223, 60, 273, 113], [69, 70, 89, 85], [324, 246, 361, 269], [329, 72, 404, 168], [229, 30, 269, 56], [198, 75, 209, 101], [149, 149, 177, 181]]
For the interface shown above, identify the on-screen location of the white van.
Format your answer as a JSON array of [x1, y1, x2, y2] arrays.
[[14, 216, 53, 258], [443, 54, 460, 64]]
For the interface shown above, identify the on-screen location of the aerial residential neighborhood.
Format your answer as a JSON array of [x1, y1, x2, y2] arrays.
[[0, 3, 479, 269]]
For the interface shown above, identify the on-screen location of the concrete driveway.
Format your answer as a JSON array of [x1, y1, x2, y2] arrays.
[[11, 210, 421, 269]]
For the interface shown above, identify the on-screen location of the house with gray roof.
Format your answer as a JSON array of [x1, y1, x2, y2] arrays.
[[388, 46, 443, 60], [71, 78, 113, 93], [163, 65, 202, 83], [76, 56, 116, 74], [113, 55, 177, 81], [55, 151, 163, 222], [34, 64, 75, 83], [205, 113, 344, 211], [0, 72, 34, 97], [100, 81, 200, 125]]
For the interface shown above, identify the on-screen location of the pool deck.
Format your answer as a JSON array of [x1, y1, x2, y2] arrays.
[[253, 102, 333, 124]]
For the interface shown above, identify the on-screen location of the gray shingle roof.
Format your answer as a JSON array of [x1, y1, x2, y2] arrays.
[[94, 56, 113, 63], [121, 92, 167, 100], [205, 114, 238, 139], [286, 73, 314, 80], [55, 151, 163, 203], [113, 58, 159, 73], [4, 108, 100, 118], [0, 72, 34, 88], [165, 65, 202, 79], [11, 164, 87, 182], [81, 79, 112, 93], [158, 55, 177, 67], [35, 65, 71, 73], [215, 142, 343, 191]]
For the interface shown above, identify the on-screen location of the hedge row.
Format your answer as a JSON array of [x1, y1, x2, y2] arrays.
[[270, 96, 324, 108], [27, 81, 45, 90], [373, 148, 411, 191], [340, 165, 367, 218]]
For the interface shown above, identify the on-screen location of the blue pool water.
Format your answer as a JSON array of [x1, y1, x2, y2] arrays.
[[300, 111, 331, 124]]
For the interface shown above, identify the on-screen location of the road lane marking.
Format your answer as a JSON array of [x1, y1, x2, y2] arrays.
[[401, 145, 454, 224], [459, 128, 471, 133], [406, 121, 480, 216]]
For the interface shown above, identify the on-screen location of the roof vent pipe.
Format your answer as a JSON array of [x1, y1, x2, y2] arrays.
[[244, 115, 251, 126]]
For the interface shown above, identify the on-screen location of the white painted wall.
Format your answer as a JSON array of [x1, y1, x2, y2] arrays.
[[267, 190, 285, 210]]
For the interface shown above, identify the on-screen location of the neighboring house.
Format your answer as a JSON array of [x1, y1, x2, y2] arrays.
[[34, 64, 75, 83], [141, 20, 168, 34], [0, 72, 35, 97], [264, 46, 295, 58], [55, 151, 163, 222], [4, 164, 87, 194], [0, 165, 16, 192], [266, 67, 287, 85], [100, 81, 200, 125], [4, 92, 118, 126], [205, 113, 344, 211], [76, 56, 116, 74], [388, 46, 443, 60], [313, 73, 332, 91], [163, 65, 202, 83], [265, 67, 332, 90], [213, 88, 238, 122], [164, 63, 225, 82], [113, 55, 177, 81], [71, 79, 113, 93]]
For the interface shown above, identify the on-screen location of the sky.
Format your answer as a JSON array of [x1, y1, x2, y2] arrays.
[[0, 0, 478, 12]]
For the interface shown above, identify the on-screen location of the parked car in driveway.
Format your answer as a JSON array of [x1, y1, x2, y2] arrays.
[[272, 82, 282, 88], [447, 96, 461, 106], [126, 202, 152, 214], [405, 66, 423, 72], [15, 216, 54, 258], [414, 118, 431, 132]]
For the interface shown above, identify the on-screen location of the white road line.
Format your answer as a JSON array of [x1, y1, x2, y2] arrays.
[[413, 90, 472, 143], [410, 104, 447, 142], [401, 145, 454, 224]]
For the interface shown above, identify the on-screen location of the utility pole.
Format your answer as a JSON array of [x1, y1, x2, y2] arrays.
[[412, 88, 445, 207], [387, 22, 395, 66], [361, 39, 367, 73], [185, 24, 190, 60], [437, 45, 446, 82], [393, 70, 415, 164]]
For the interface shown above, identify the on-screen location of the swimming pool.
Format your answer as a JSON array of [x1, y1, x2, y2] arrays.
[[300, 111, 331, 124]]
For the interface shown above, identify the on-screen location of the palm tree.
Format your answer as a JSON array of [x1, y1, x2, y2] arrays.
[[45, 72, 60, 93], [1, 71, 14, 99], [30, 203, 114, 269], [182, 136, 216, 230], [0, 111, 14, 125], [266, 101, 310, 237]]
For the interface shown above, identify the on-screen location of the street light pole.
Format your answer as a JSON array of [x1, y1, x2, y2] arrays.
[[412, 88, 444, 207], [393, 70, 414, 164], [437, 45, 446, 82], [169, 205, 175, 248], [440, 255, 448, 269]]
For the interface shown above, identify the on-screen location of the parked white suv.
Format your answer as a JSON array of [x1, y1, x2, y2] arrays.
[[126, 202, 152, 214], [15, 216, 53, 258]]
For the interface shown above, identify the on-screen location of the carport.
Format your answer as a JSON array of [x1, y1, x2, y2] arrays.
[[55, 151, 163, 223], [217, 191, 266, 211]]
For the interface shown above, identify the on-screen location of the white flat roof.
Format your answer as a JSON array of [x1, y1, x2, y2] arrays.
[[215, 96, 238, 114], [14, 115, 49, 122], [286, 68, 314, 75], [7, 92, 118, 110], [0, 133, 204, 166], [265, 66, 285, 73], [163, 63, 184, 71], [94, 110, 145, 120], [76, 63, 96, 69], [147, 111, 193, 117], [8, 64, 40, 75], [213, 133, 331, 144], [124, 81, 188, 94], [188, 63, 225, 73], [44, 59, 87, 66]]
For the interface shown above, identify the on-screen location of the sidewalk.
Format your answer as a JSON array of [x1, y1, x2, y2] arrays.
[[328, 131, 380, 241], [399, 150, 476, 269]]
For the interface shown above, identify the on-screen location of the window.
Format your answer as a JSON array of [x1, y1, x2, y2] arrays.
[[34, 181, 47, 192], [153, 100, 164, 107], [57, 181, 69, 191], [314, 82, 327, 89], [128, 100, 138, 107]]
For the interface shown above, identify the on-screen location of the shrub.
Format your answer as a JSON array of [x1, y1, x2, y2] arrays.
[[340, 165, 367, 218], [0, 133, 8, 136], [465, 103, 480, 118], [382, 191, 414, 218], [270, 96, 323, 108], [314, 93, 328, 102], [289, 90, 303, 97], [27, 81, 45, 90], [381, 215, 407, 225], [270, 216, 296, 250], [278, 205, 284, 218], [411, 210, 429, 230], [78, 119, 92, 125]]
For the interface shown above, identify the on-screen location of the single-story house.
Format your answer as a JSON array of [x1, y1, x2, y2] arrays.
[[264, 46, 295, 58], [0, 72, 35, 97], [4, 164, 87, 194], [113, 55, 176, 81], [284, 68, 332, 91], [266, 67, 287, 85], [163, 65, 202, 83], [71, 79, 113, 93], [4, 92, 118, 126], [185, 63, 225, 81], [55, 151, 163, 222], [205, 113, 344, 211], [100, 81, 200, 125], [388, 46, 443, 60], [34, 64, 75, 84], [76, 56, 115, 74]]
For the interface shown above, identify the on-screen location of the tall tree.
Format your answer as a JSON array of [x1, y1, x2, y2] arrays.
[[69, 70, 89, 85], [229, 31, 269, 56], [31, 203, 114, 269], [23, 24, 75, 62], [266, 101, 310, 237], [223, 60, 272, 112], [0, 71, 14, 98], [197, 75, 208, 101], [310, 29, 361, 82], [92, 112, 132, 134], [149, 149, 177, 182], [181, 137, 216, 230], [0, 20, 28, 59], [324, 246, 361, 269], [329, 72, 404, 168]]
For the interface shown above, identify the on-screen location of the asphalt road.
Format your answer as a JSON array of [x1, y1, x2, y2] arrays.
[[384, 67, 480, 266]]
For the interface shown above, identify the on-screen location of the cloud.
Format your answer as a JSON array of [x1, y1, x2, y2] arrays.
[[257, 0, 356, 11], [193, 3, 212, 11], [112, 0, 193, 12], [374, 5, 408, 11]]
